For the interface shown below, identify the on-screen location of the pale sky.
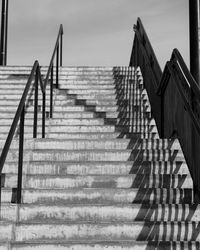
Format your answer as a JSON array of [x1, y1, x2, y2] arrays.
[[7, 0, 189, 69]]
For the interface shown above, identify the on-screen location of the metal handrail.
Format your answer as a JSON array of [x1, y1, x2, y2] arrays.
[[44, 24, 63, 89], [171, 49, 200, 100], [159, 48, 200, 135], [130, 17, 200, 200], [130, 18, 162, 88], [0, 24, 63, 204], [130, 18, 163, 135]]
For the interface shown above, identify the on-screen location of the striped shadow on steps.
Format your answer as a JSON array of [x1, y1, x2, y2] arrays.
[[0, 66, 197, 249]]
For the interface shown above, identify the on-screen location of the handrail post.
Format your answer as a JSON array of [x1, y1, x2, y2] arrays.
[[56, 44, 59, 88], [50, 65, 53, 118], [189, 0, 200, 202], [0, 0, 8, 65], [17, 105, 25, 204], [0, 174, 1, 217], [0, 0, 5, 65], [60, 33, 63, 67], [4, 0, 8, 65], [42, 92, 46, 138], [189, 0, 199, 84], [33, 66, 39, 138]]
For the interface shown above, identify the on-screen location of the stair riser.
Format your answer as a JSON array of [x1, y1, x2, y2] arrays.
[[23, 162, 190, 175], [2, 188, 193, 204], [49, 127, 157, 133], [59, 85, 116, 90], [33, 140, 130, 150], [45, 133, 159, 139], [67, 90, 116, 95], [52, 113, 95, 119], [31, 151, 185, 162], [0, 132, 159, 140], [2, 161, 189, 175], [55, 100, 118, 106], [15, 222, 200, 241], [8, 242, 200, 250], [0, 119, 48, 126], [55, 100, 147, 106], [18, 204, 200, 223], [1, 152, 30, 162], [0, 206, 17, 222], [0, 125, 48, 134], [14, 175, 192, 189], [64, 94, 117, 100], [44, 119, 155, 125], [51, 112, 150, 119], [0, 66, 192, 247], [0, 223, 13, 241], [59, 80, 116, 85], [54, 107, 119, 112], [64, 76, 115, 80], [51, 119, 106, 126]]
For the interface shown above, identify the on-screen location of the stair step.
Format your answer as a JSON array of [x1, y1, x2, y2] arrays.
[[53, 106, 86, 112], [16, 174, 193, 189], [14, 221, 200, 242], [19, 188, 193, 204], [48, 124, 119, 132], [8, 242, 200, 250], [0, 90, 31, 94], [18, 204, 200, 223], [2, 161, 189, 175], [48, 125, 156, 133], [0, 222, 13, 241], [0, 65, 194, 247], [54, 106, 119, 112], [58, 84, 115, 89], [60, 80, 115, 85], [67, 94, 117, 100], [50, 118, 107, 126], [31, 149, 185, 162], [66, 90, 116, 95], [33, 138, 130, 150], [52, 111, 149, 119], [55, 99, 118, 106], [49, 119, 155, 126], [52, 112, 95, 119], [46, 132, 159, 139]]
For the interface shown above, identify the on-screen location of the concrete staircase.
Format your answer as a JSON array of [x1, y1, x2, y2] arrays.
[[0, 66, 199, 249]]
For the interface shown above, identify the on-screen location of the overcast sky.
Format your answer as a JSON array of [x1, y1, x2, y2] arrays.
[[7, 0, 189, 69]]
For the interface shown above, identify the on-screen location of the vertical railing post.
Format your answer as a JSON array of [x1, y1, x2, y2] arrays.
[[56, 44, 59, 88], [50, 65, 53, 118], [4, 0, 8, 65], [0, 174, 1, 217], [17, 105, 25, 204], [60, 32, 63, 67], [42, 92, 46, 138], [0, 0, 8, 65], [189, 0, 199, 84], [33, 66, 39, 138], [189, 0, 200, 202]]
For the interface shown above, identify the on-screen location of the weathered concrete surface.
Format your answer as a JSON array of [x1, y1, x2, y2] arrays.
[[0, 66, 195, 248]]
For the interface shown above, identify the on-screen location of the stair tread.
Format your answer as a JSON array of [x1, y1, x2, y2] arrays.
[[0, 66, 194, 246]]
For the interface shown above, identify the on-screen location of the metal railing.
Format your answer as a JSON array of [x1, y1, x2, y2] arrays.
[[130, 18, 162, 135], [130, 17, 200, 201], [0, 24, 63, 205]]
